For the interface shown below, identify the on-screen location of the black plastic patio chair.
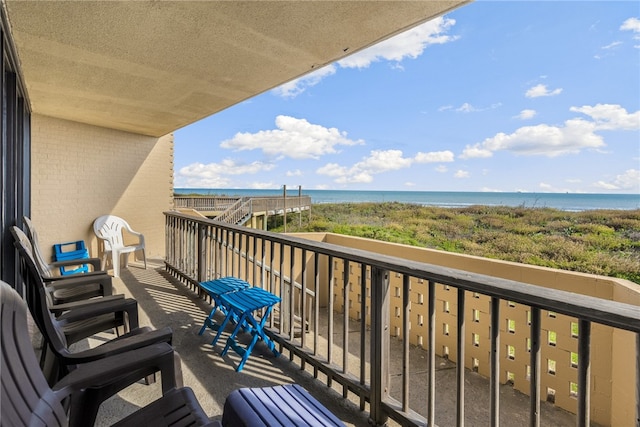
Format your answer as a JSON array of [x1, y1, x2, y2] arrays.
[[13, 230, 173, 389], [11, 224, 113, 304], [22, 215, 107, 279], [12, 226, 133, 345], [0, 279, 218, 427]]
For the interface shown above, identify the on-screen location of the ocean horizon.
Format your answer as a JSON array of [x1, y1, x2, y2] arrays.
[[175, 188, 640, 212]]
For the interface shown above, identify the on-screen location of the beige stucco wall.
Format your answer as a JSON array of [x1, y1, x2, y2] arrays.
[[290, 232, 638, 426], [30, 114, 173, 267]]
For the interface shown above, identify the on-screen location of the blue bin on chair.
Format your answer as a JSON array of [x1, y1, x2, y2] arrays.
[[53, 240, 90, 275]]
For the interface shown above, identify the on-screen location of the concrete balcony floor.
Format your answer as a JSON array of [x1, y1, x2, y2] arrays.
[[90, 262, 577, 426]]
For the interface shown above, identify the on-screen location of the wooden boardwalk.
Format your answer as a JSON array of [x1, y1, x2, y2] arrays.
[[174, 195, 311, 225]]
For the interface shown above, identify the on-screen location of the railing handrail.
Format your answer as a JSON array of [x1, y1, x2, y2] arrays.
[[174, 196, 239, 209], [174, 195, 312, 215], [165, 211, 640, 332], [215, 197, 247, 223]]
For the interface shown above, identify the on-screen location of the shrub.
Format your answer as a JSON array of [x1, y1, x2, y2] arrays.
[[297, 203, 640, 283]]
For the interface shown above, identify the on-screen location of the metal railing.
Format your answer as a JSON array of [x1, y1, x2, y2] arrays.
[[164, 211, 640, 426]]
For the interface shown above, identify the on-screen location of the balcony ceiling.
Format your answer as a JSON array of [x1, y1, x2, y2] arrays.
[[4, 1, 468, 137]]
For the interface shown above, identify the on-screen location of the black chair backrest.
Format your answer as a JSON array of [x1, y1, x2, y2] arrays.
[[0, 279, 67, 426], [11, 227, 71, 354], [22, 216, 56, 278], [10, 227, 56, 306]]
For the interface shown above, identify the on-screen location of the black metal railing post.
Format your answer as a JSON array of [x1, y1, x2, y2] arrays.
[[370, 266, 390, 426], [530, 307, 541, 427], [490, 297, 500, 427], [577, 320, 591, 427]]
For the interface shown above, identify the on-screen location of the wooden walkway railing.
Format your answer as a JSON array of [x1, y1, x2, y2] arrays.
[[174, 195, 311, 225]]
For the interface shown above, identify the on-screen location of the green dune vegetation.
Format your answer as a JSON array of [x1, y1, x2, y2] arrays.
[[269, 202, 640, 284]]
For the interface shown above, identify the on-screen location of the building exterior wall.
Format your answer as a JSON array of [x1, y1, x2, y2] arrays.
[[290, 232, 638, 426], [30, 114, 173, 266]]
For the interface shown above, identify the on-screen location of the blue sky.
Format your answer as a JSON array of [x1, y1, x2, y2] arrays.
[[174, 1, 640, 194]]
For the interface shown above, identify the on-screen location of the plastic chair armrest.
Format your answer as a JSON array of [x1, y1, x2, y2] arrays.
[[52, 342, 176, 400], [62, 327, 173, 363], [57, 297, 139, 330], [43, 270, 110, 283], [44, 274, 113, 295], [50, 257, 103, 272], [123, 225, 145, 246], [111, 387, 213, 427], [49, 294, 125, 315]]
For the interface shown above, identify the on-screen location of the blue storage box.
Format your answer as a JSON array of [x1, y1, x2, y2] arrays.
[[53, 241, 90, 275]]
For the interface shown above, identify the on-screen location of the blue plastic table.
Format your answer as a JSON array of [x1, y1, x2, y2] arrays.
[[198, 277, 250, 336], [213, 287, 281, 372]]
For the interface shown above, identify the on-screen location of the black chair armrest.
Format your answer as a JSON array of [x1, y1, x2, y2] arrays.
[[62, 327, 173, 363], [57, 297, 139, 330], [110, 387, 213, 426], [52, 342, 176, 400], [49, 257, 103, 272], [49, 294, 125, 315], [44, 273, 113, 296]]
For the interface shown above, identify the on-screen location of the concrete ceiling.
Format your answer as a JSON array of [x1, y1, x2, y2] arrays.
[[4, 1, 469, 137]]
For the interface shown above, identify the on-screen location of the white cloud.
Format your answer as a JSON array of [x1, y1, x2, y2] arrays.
[[516, 109, 537, 120], [220, 115, 364, 159], [316, 163, 348, 177], [175, 159, 275, 188], [621, 17, 640, 40], [569, 104, 640, 130], [435, 165, 449, 173], [317, 149, 451, 184], [592, 180, 619, 190], [272, 65, 337, 98], [338, 17, 458, 69], [594, 40, 624, 59], [601, 41, 623, 50], [286, 169, 302, 177], [272, 17, 459, 97], [539, 182, 553, 190], [404, 182, 416, 187], [249, 182, 278, 190], [525, 84, 563, 98], [593, 169, 640, 191], [440, 102, 502, 113], [461, 120, 603, 158], [461, 104, 639, 159], [415, 150, 455, 163], [460, 145, 493, 159], [454, 170, 470, 178], [358, 149, 413, 172], [457, 103, 477, 113]]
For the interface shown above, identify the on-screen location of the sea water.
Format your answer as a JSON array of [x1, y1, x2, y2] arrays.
[[174, 189, 640, 212]]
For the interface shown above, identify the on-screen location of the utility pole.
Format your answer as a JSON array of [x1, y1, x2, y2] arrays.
[[298, 185, 302, 228], [283, 184, 287, 233]]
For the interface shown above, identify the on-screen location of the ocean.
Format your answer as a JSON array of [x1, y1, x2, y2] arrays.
[[174, 188, 640, 212]]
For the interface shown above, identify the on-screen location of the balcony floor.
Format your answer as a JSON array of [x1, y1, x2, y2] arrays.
[[90, 262, 577, 426]]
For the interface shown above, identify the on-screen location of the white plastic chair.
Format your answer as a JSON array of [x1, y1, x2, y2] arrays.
[[93, 215, 147, 277]]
